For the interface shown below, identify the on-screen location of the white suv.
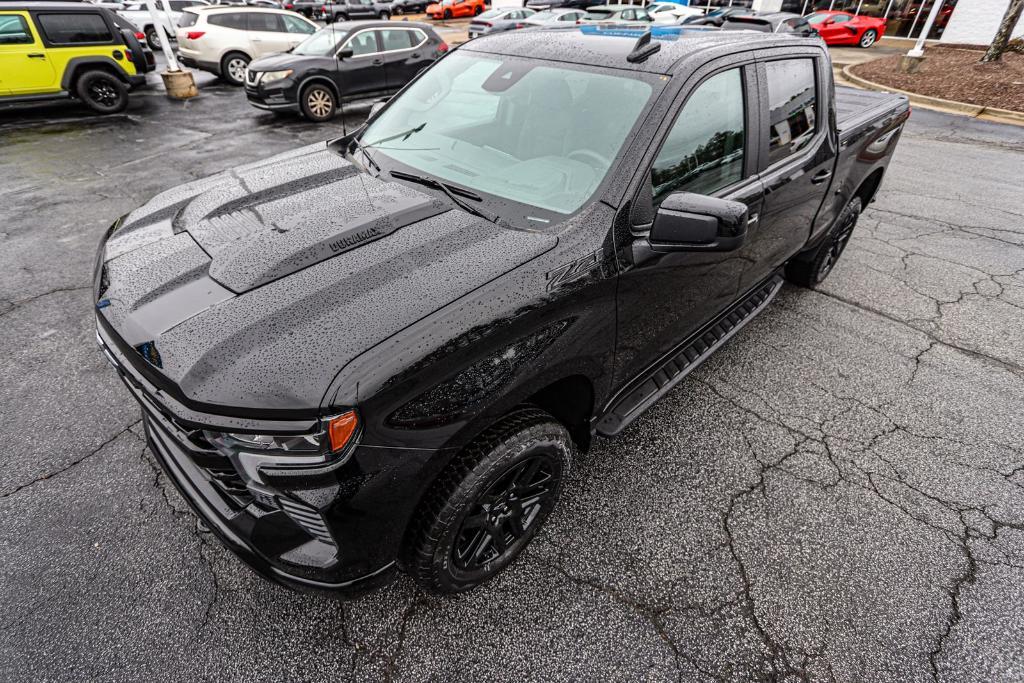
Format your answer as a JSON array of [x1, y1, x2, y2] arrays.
[[176, 6, 317, 85], [119, 0, 211, 50]]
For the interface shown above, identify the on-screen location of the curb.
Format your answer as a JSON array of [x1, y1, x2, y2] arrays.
[[840, 64, 1024, 126]]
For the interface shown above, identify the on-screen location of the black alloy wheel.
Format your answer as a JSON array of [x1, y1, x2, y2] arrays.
[[452, 454, 558, 571], [75, 70, 129, 114], [404, 407, 572, 593], [785, 196, 862, 288]]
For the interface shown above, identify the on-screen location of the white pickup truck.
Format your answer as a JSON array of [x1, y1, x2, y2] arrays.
[[114, 0, 211, 49]]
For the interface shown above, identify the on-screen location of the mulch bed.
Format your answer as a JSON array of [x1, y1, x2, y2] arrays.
[[850, 45, 1024, 112]]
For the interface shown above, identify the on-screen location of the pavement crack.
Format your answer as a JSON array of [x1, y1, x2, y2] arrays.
[[0, 285, 90, 319], [0, 420, 142, 498]]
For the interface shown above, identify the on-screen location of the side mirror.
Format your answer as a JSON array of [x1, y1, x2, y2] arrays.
[[648, 192, 748, 252], [369, 98, 388, 117], [338, 46, 354, 59]]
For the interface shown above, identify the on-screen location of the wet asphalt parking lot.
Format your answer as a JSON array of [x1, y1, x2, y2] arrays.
[[1, 62, 1023, 682]]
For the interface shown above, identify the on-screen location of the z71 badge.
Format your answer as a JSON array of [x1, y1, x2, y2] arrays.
[[546, 249, 604, 291]]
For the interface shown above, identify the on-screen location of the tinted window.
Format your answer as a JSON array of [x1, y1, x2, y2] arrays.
[[0, 14, 33, 44], [651, 68, 745, 200], [558, 12, 579, 21], [764, 58, 817, 165], [281, 14, 314, 33], [178, 10, 199, 27], [207, 12, 247, 28], [247, 12, 284, 31], [344, 30, 377, 55], [37, 12, 113, 43], [380, 28, 414, 51]]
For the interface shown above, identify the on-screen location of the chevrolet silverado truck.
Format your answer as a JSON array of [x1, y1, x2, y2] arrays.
[[93, 25, 908, 595]]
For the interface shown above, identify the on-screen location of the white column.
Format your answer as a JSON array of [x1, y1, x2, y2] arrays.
[[907, 0, 944, 56], [144, 0, 180, 71]]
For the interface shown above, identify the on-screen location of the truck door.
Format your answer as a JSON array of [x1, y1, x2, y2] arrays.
[[736, 54, 834, 291], [0, 12, 56, 95], [614, 63, 763, 391]]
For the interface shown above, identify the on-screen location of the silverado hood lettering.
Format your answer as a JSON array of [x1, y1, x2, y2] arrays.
[[97, 144, 558, 411]]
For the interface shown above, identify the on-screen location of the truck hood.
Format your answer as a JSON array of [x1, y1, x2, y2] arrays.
[[97, 143, 557, 412]]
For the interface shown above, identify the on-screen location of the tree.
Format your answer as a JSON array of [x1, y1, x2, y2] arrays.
[[982, 0, 1024, 63]]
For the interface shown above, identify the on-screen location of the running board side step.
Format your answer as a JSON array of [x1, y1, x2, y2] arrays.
[[596, 274, 784, 437]]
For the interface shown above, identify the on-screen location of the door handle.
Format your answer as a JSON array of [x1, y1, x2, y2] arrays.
[[410, 52, 420, 58], [27, 53, 46, 59], [810, 170, 832, 185], [372, 58, 383, 65]]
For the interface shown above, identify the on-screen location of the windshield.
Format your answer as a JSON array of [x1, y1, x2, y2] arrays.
[[806, 13, 831, 24], [582, 9, 614, 19], [477, 8, 506, 18], [293, 26, 345, 55], [529, 9, 558, 19], [359, 52, 655, 218]]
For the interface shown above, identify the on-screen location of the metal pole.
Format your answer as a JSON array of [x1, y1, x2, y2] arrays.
[[144, 0, 179, 70], [907, 0, 944, 56], [855, 0, 863, 15], [906, 0, 926, 40], [801, 0, 809, 15], [882, 0, 895, 20], [828, 0, 835, 10]]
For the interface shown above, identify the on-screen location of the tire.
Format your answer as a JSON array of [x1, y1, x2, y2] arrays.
[[220, 51, 250, 86], [379, 10, 390, 19], [443, 8, 452, 18], [785, 196, 862, 288], [75, 70, 129, 114], [392, 5, 403, 14], [473, 4, 482, 14], [336, 12, 348, 20], [145, 26, 161, 50], [404, 407, 572, 594], [859, 29, 877, 48], [299, 82, 337, 122]]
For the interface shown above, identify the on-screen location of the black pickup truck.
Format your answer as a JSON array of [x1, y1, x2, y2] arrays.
[[94, 26, 908, 595]]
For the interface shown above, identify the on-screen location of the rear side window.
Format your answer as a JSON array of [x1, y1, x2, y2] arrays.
[[344, 30, 378, 56], [207, 12, 247, 29], [764, 58, 817, 165], [37, 12, 113, 44], [178, 10, 199, 27], [651, 68, 746, 200], [380, 28, 422, 51], [247, 12, 284, 31], [0, 14, 33, 44]]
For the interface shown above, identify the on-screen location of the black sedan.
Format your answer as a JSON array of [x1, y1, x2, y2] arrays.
[[245, 21, 448, 121], [389, 0, 431, 13]]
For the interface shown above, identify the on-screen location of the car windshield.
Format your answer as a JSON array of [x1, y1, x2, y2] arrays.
[[477, 8, 506, 18], [582, 9, 613, 19], [358, 52, 655, 218], [529, 9, 558, 19], [293, 26, 345, 55], [806, 13, 831, 24]]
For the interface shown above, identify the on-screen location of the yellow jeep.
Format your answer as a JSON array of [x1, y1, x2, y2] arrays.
[[0, 2, 155, 114]]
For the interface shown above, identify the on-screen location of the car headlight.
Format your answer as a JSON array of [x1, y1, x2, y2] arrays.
[[259, 69, 293, 84], [204, 410, 359, 458]]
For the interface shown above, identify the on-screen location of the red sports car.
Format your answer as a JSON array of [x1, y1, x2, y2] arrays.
[[807, 11, 886, 48]]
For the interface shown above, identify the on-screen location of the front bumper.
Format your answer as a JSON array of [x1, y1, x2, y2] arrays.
[[245, 78, 300, 111], [95, 320, 434, 595]]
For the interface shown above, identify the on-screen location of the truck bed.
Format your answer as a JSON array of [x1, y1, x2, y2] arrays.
[[835, 86, 909, 144]]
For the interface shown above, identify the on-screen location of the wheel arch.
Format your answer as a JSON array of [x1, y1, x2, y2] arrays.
[[61, 57, 131, 91], [298, 74, 341, 101], [854, 167, 885, 207]]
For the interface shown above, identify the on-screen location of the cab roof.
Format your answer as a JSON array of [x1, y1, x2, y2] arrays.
[[2, 1, 115, 9], [462, 24, 813, 74]]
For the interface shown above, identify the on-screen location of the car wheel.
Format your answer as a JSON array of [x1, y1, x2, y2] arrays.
[[859, 28, 877, 48], [404, 407, 572, 594], [392, 5, 403, 14], [443, 8, 452, 18], [473, 4, 482, 14], [220, 52, 250, 86], [785, 196, 862, 288], [379, 10, 390, 18], [336, 12, 348, 20], [300, 83, 337, 122], [75, 69, 129, 114], [145, 26, 161, 50]]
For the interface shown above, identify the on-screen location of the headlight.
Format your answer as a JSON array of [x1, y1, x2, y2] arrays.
[[259, 69, 293, 84], [204, 410, 359, 458]]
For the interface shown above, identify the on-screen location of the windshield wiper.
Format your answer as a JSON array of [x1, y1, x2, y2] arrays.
[[390, 170, 500, 226], [347, 135, 380, 175], [365, 123, 426, 148]]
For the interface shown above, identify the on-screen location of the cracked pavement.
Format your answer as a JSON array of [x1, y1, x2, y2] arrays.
[[1, 73, 1023, 681]]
